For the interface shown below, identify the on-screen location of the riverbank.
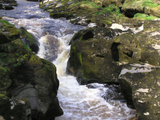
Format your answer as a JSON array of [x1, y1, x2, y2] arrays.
[[39, 0, 160, 28]]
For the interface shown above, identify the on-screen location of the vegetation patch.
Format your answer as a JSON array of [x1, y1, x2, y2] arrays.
[[95, 4, 123, 17], [133, 13, 160, 20], [0, 19, 13, 26], [68, 1, 101, 9]]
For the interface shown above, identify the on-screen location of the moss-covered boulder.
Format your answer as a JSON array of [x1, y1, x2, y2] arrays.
[[67, 20, 160, 86], [143, 20, 160, 30], [122, 0, 160, 17], [0, 19, 63, 120], [0, 19, 20, 40], [119, 64, 160, 120], [1, 0, 18, 9], [67, 38, 123, 84], [20, 27, 39, 53], [0, 97, 31, 120], [67, 27, 135, 84], [150, 5, 160, 17], [0, 31, 11, 44], [133, 13, 160, 20]]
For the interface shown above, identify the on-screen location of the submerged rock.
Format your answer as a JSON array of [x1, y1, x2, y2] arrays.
[[0, 18, 63, 120], [4, 5, 14, 10]]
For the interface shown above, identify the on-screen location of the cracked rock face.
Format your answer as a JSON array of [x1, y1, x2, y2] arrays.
[[119, 64, 160, 120]]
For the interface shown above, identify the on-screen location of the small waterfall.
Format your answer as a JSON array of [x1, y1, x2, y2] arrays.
[[0, 0, 137, 119], [39, 28, 137, 120]]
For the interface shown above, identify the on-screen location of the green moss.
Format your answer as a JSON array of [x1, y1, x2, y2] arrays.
[[142, 0, 158, 8], [133, 13, 160, 20], [68, 1, 101, 9], [123, 0, 160, 10], [0, 19, 13, 26], [94, 4, 123, 17], [21, 40, 31, 51], [50, 12, 69, 18]]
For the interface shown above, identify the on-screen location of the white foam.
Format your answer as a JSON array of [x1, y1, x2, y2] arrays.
[[110, 23, 144, 34]]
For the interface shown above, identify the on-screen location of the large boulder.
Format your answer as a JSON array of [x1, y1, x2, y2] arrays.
[[1, 0, 18, 8], [67, 27, 134, 84], [121, 0, 160, 17], [119, 64, 160, 120], [0, 19, 63, 120], [118, 20, 160, 119]]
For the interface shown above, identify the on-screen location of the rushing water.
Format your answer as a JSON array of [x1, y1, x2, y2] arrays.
[[0, 0, 137, 119]]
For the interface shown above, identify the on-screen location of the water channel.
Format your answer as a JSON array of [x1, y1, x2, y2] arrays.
[[0, 0, 137, 119]]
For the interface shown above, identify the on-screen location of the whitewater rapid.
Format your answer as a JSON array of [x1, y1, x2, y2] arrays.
[[0, 0, 137, 119]]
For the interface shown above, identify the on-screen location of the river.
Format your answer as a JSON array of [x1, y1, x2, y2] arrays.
[[0, 0, 137, 119]]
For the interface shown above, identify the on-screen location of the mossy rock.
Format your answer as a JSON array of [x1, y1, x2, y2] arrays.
[[122, 0, 159, 17], [134, 29, 160, 66], [0, 31, 11, 44], [0, 94, 9, 106], [70, 28, 94, 44], [143, 20, 160, 30], [50, 12, 72, 19], [67, 38, 123, 84], [133, 13, 160, 20], [0, 18, 63, 119], [20, 27, 39, 53], [0, 66, 11, 91], [0, 98, 31, 120], [0, 20, 20, 40], [119, 64, 160, 120], [150, 5, 160, 17], [70, 27, 122, 45]]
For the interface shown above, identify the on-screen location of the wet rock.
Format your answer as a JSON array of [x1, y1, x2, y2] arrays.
[[0, 94, 31, 120], [69, 27, 130, 45], [119, 64, 160, 120], [0, 4, 3, 9], [143, 20, 160, 31], [39, 34, 60, 61], [25, 14, 43, 19], [4, 5, 14, 10], [20, 27, 39, 53], [3, 0, 16, 3], [0, 18, 63, 120], [0, 31, 11, 44], [67, 27, 127, 84], [0, 19, 20, 40]]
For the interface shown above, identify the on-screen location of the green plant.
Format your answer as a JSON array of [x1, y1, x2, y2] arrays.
[[21, 40, 31, 51], [68, 1, 101, 9], [0, 19, 13, 26], [13, 62, 21, 67], [134, 13, 160, 20]]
